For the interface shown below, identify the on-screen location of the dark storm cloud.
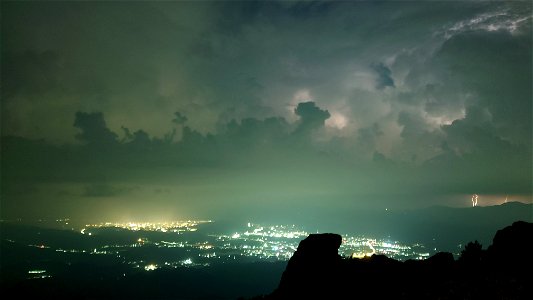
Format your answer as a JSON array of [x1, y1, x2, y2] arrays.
[[172, 112, 188, 125], [373, 63, 395, 90], [1, 50, 63, 97], [1, 1, 531, 219], [0, 0, 486, 140], [293, 102, 330, 135], [74, 112, 118, 146], [398, 111, 428, 140], [434, 30, 532, 143], [357, 123, 384, 145]]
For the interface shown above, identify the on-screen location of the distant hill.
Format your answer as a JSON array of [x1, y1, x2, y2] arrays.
[[383, 202, 532, 251], [313, 202, 532, 252]]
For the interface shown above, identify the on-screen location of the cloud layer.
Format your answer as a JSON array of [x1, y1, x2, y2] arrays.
[[1, 1, 531, 221]]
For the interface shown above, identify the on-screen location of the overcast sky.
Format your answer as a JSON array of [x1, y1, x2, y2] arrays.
[[1, 1, 531, 222]]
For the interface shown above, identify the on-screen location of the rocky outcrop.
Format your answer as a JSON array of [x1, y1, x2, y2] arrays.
[[275, 233, 342, 299], [262, 222, 533, 300], [488, 221, 533, 267]]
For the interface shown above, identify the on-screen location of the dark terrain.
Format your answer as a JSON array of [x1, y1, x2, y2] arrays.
[[1, 213, 531, 299], [260, 221, 533, 299]]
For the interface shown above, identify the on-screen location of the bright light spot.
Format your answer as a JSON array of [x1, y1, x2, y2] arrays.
[[289, 89, 313, 115], [423, 110, 464, 127], [144, 264, 158, 271], [325, 112, 348, 129], [88, 232, 92, 236], [487, 24, 498, 31], [232, 233, 241, 239], [471, 194, 479, 207], [367, 241, 376, 256], [182, 258, 192, 265], [28, 270, 46, 274], [293, 89, 312, 103]]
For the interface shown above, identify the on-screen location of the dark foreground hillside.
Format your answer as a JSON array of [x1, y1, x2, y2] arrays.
[[257, 221, 532, 300]]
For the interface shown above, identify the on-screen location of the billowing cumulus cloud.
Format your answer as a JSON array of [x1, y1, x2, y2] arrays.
[[1, 1, 531, 222], [293, 101, 330, 138], [74, 112, 118, 146]]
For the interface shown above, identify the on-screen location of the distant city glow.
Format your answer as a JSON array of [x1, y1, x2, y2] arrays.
[[80, 220, 212, 235], [17, 220, 439, 276], [27, 269, 51, 279]]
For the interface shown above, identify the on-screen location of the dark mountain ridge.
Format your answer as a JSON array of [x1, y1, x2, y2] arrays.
[[258, 221, 533, 300]]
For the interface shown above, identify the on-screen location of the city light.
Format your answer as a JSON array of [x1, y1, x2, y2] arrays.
[[144, 264, 158, 271], [19, 220, 435, 275], [81, 220, 212, 235]]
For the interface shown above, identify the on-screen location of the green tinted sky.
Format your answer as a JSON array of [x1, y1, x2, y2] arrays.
[[1, 1, 531, 222]]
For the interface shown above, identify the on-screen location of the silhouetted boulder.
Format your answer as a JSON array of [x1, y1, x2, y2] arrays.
[[289, 233, 342, 259], [488, 221, 533, 268], [263, 222, 533, 300], [275, 233, 342, 298]]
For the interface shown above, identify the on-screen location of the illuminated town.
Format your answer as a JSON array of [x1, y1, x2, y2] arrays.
[[3, 219, 435, 279], [80, 220, 212, 234]]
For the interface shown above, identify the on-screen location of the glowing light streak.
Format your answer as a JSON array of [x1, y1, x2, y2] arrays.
[[368, 241, 376, 256], [471, 194, 479, 207]]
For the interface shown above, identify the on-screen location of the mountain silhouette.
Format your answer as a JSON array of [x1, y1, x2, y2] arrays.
[[255, 221, 532, 300]]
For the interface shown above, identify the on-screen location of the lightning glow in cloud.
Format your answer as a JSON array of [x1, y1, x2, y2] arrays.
[[471, 194, 479, 207]]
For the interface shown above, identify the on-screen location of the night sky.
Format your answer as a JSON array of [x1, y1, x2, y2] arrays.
[[1, 1, 531, 223]]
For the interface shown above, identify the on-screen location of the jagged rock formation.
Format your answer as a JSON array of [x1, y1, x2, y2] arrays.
[[261, 221, 533, 300], [488, 220, 533, 267], [275, 233, 342, 298]]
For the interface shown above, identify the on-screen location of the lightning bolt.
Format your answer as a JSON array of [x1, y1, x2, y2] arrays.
[[471, 194, 478, 207]]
